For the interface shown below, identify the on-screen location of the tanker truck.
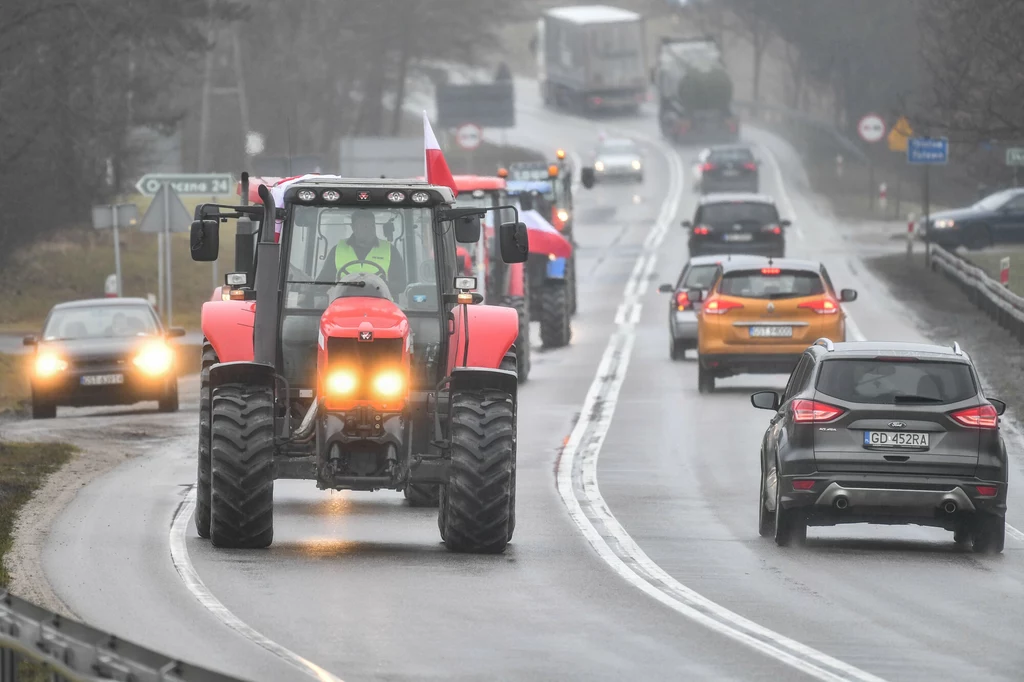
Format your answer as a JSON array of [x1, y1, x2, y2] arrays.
[[654, 37, 739, 144]]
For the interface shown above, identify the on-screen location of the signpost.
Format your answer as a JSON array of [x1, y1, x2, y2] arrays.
[[1000, 257, 1010, 288], [134, 173, 233, 196], [1005, 147, 1024, 186], [139, 183, 192, 325], [456, 123, 482, 150], [888, 116, 914, 153], [857, 114, 886, 144], [907, 137, 949, 267], [91, 203, 139, 297]]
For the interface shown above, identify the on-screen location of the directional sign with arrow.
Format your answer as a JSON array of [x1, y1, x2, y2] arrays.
[[135, 173, 233, 196]]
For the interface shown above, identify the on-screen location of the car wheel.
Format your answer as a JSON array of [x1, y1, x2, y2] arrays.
[[964, 225, 992, 251], [159, 384, 179, 412], [32, 399, 56, 420], [697, 365, 715, 393], [758, 462, 773, 537], [774, 462, 806, 547], [669, 337, 686, 361], [953, 525, 970, 544], [971, 514, 1005, 554]]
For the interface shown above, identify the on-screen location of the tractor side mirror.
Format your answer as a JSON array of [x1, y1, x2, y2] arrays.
[[190, 219, 220, 262], [499, 222, 529, 263], [840, 288, 858, 302], [750, 390, 781, 411], [22, 335, 37, 347], [454, 215, 482, 243], [780, 219, 792, 228], [581, 167, 595, 189]]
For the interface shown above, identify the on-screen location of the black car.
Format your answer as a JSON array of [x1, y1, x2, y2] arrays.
[[925, 187, 1024, 250], [751, 339, 1007, 553], [685, 193, 790, 257], [697, 145, 759, 194], [25, 298, 185, 418]]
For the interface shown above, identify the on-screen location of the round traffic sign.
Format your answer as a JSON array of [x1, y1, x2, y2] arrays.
[[858, 114, 886, 144], [456, 123, 482, 151]]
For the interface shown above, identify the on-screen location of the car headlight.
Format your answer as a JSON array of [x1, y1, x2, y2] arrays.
[[594, 161, 605, 172], [35, 352, 68, 378], [133, 341, 174, 376], [372, 370, 404, 398], [932, 219, 956, 229], [326, 369, 358, 396], [631, 160, 642, 170]]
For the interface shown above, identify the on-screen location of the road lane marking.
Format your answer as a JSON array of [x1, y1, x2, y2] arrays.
[[556, 132, 888, 682], [170, 489, 344, 682]]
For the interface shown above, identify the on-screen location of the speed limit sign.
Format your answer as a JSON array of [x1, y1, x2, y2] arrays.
[[456, 123, 482, 151]]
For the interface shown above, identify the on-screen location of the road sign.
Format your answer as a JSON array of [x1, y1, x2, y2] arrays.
[[857, 114, 886, 143], [1006, 148, 1024, 166], [1000, 257, 1010, 287], [91, 204, 138, 230], [436, 82, 515, 128], [138, 183, 191, 234], [456, 123, 483, 151], [907, 137, 948, 165], [134, 173, 233, 196], [888, 116, 914, 152]]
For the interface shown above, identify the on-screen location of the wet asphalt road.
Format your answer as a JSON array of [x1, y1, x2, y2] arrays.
[[5, 81, 1024, 681]]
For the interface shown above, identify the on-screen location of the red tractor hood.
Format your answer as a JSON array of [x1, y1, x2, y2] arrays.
[[319, 296, 410, 345]]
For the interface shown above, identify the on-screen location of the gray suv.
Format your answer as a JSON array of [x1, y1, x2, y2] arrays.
[[751, 339, 1008, 553]]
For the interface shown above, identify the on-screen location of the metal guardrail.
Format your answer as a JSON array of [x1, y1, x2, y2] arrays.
[[0, 590, 246, 682], [929, 245, 1024, 342]]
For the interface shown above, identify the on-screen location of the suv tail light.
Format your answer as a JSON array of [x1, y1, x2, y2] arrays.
[[701, 162, 715, 172], [744, 162, 757, 171], [976, 485, 998, 497], [791, 399, 844, 423], [693, 225, 711, 235], [674, 291, 692, 311], [949, 404, 999, 429], [702, 297, 743, 315], [761, 224, 782, 235], [798, 298, 839, 314]]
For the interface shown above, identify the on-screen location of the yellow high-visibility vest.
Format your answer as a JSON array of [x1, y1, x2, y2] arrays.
[[334, 239, 391, 276]]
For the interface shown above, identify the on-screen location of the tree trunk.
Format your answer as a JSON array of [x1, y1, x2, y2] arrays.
[[389, 16, 412, 137]]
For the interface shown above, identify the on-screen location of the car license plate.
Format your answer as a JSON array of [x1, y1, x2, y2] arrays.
[[723, 168, 739, 176], [723, 233, 753, 242], [864, 431, 929, 448], [81, 374, 124, 386], [750, 326, 792, 337]]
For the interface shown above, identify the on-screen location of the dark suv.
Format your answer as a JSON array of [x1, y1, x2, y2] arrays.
[[697, 145, 759, 194], [751, 339, 1008, 553], [685, 193, 790, 257]]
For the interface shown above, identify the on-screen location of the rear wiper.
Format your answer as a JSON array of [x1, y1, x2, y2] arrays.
[[892, 394, 944, 404], [335, 280, 367, 287]]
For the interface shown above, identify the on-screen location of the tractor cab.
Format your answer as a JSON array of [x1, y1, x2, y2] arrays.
[[188, 175, 530, 554]]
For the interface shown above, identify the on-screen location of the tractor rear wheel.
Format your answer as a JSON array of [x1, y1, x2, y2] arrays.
[[439, 389, 516, 553], [195, 342, 218, 539], [566, 254, 578, 316], [539, 283, 571, 348], [510, 297, 531, 383], [209, 382, 275, 549]]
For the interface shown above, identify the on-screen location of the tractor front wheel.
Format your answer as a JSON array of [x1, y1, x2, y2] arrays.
[[510, 297, 531, 383], [209, 382, 275, 549], [439, 389, 516, 553], [566, 254, 578, 316], [195, 342, 218, 539], [539, 283, 572, 348]]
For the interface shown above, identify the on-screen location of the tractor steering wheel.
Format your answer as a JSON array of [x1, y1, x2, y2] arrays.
[[336, 259, 387, 279]]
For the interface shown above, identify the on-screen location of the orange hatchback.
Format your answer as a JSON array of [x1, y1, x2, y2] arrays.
[[692, 259, 857, 392]]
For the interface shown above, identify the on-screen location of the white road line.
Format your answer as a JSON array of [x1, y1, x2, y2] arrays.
[[556, 132, 887, 681], [757, 138, 805, 243], [170, 489, 343, 682], [758, 138, 1024, 545]]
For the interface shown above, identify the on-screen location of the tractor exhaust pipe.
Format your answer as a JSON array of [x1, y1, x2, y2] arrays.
[[833, 496, 849, 511], [253, 184, 281, 366], [943, 501, 958, 514], [240, 171, 249, 206], [292, 398, 319, 441]]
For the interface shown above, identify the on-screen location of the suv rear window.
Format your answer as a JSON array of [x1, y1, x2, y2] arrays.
[[816, 359, 977, 405], [718, 269, 824, 299], [681, 264, 719, 289], [710, 148, 754, 162], [698, 202, 778, 225]]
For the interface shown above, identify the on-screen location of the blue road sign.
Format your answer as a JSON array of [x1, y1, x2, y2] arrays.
[[907, 137, 949, 165]]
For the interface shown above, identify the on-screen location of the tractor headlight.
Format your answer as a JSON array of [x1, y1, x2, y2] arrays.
[[133, 341, 174, 376], [556, 208, 569, 222], [594, 161, 605, 172], [631, 159, 642, 170], [35, 352, 68, 378], [372, 370, 404, 398], [326, 369, 358, 396]]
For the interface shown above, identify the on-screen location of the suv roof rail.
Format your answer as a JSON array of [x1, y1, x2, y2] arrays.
[[813, 337, 835, 352], [952, 341, 963, 355]]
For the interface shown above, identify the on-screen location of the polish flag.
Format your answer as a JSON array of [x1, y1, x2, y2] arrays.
[[269, 173, 319, 242], [424, 111, 457, 197]]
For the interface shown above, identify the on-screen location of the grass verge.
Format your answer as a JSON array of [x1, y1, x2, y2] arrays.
[[0, 441, 75, 587], [962, 247, 1024, 297]]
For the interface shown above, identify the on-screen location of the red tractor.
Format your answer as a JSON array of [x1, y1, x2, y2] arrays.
[[452, 175, 531, 383], [189, 175, 530, 552]]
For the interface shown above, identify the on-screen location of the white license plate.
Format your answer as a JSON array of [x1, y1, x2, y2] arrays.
[[864, 431, 929, 448], [723, 169, 739, 176], [750, 326, 792, 337], [81, 374, 124, 386], [723, 233, 753, 242]]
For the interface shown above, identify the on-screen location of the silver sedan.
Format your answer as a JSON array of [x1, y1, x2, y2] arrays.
[[592, 137, 644, 184]]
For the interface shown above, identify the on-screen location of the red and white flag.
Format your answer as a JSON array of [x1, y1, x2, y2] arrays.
[[424, 111, 457, 197]]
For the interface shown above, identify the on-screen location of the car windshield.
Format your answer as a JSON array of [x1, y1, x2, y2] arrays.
[[682, 264, 719, 289], [816, 359, 977, 405], [43, 305, 159, 340], [718, 269, 824, 299], [699, 202, 779, 224], [599, 139, 637, 154], [710, 147, 755, 162], [973, 190, 1018, 211], [285, 205, 437, 312]]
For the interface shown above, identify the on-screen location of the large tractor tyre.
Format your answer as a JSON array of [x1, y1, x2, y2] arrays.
[[404, 484, 440, 507], [510, 297, 531, 383], [439, 389, 516, 553], [500, 346, 520, 538], [539, 284, 572, 349], [196, 342, 218, 539], [209, 383, 275, 549], [566, 255, 578, 316]]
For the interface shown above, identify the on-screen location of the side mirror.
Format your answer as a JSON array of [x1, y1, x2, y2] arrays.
[[581, 167, 595, 189], [166, 327, 187, 338], [22, 335, 37, 347], [190, 219, 220, 262], [687, 289, 704, 303], [840, 288, 858, 302], [750, 390, 781, 411], [780, 219, 792, 228], [454, 215, 482, 243], [989, 398, 1007, 416], [658, 283, 674, 293], [499, 222, 529, 263], [681, 220, 693, 229]]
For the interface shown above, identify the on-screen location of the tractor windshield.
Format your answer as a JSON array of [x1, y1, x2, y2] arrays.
[[284, 205, 438, 312]]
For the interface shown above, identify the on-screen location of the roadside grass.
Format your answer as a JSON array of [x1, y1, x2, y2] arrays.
[[962, 247, 1024, 297], [0, 441, 75, 587]]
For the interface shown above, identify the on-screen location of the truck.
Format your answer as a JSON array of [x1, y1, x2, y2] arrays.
[[190, 173, 530, 551], [654, 37, 739, 144], [536, 5, 648, 115]]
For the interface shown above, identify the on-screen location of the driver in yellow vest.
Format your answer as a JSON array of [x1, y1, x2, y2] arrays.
[[319, 209, 407, 292]]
